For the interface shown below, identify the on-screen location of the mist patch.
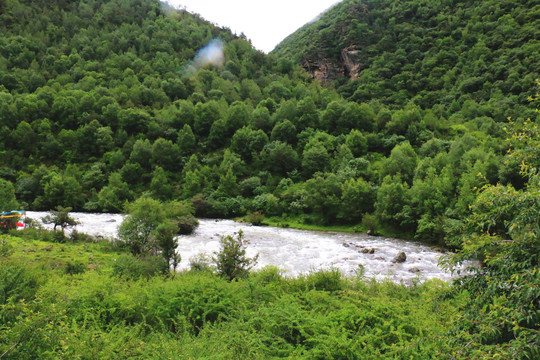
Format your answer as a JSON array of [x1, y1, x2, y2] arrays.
[[183, 38, 225, 77]]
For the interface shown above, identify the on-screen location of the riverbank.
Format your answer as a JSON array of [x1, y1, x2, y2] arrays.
[[1, 231, 465, 359], [25, 212, 457, 282], [244, 215, 415, 243]]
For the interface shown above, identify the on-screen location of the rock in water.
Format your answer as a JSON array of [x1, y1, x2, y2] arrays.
[[392, 251, 407, 263], [361, 248, 376, 254]]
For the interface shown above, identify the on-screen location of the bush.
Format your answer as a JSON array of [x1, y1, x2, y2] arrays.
[[306, 268, 344, 292], [245, 211, 265, 226], [52, 230, 66, 243], [0, 264, 38, 304], [214, 231, 258, 281], [190, 194, 212, 217], [69, 229, 95, 243], [64, 260, 86, 275], [361, 213, 378, 233], [112, 254, 169, 279], [176, 215, 199, 235], [0, 238, 14, 257], [189, 253, 214, 272]]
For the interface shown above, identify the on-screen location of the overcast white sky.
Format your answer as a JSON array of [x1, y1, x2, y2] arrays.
[[168, 0, 341, 53]]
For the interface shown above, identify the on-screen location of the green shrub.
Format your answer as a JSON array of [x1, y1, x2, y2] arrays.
[[305, 268, 344, 292], [0, 238, 14, 257], [52, 230, 66, 243], [361, 213, 378, 232], [251, 266, 284, 285], [176, 215, 199, 235], [214, 230, 258, 281], [112, 254, 168, 279], [69, 229, 95, 243], [0, 264, 38, 304], [145, 272, 246, 334], [245, 211, 265, 226], [189, 253, 214, 272], [64, 260, 86, 275]]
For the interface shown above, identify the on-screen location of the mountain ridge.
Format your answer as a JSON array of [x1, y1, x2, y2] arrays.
[[273, 0, 539, 114]]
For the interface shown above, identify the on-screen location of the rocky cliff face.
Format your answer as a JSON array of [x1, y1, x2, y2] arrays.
[[302, 45, 363, 82], [302, 59, 344, 83], [341, 45, 364, 79]]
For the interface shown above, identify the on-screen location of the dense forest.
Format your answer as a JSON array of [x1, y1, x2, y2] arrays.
[[0, 0, 539, 358], [0, 0, 538, 246], [274, 0, 539, 111]]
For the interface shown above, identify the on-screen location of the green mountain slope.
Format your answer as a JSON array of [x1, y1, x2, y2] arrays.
[[0, 0, 538, 248], [274, 0, 539, 114], [0, 2, 538, 357]]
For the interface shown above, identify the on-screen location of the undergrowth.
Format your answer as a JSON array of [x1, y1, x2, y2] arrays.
[[0, 230, 465, 359]]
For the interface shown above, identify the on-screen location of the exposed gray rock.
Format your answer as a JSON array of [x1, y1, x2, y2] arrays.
[[392, 251, 407, 263], [302, 45, 365, 82], [341, 45, 364, 79], [302, 59, 344, 82]]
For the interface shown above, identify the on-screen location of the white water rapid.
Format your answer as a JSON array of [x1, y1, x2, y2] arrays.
[[25, 212, 464, 283]]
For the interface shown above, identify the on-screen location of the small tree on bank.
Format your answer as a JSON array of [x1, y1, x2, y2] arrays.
[[118, 197, 197, 271], [118, 197, 163, 256], [214, 230, 258, 281], [42, 206, 78, 233], [155, 220, 181, 272]]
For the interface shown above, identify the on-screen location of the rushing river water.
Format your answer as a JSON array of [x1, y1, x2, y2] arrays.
[[25, 211, 462, 283]]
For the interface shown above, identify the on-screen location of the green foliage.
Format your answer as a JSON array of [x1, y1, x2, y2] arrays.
[[64, 260, 86, 275], [445, 119, 540, 359], [274, 0, 539, 121], [41, 206, 78, 233], [260, 141, 300, 176], [375, 175, 410, 229], [305, 268, 344, 292], [112, 254, 168, 279], [0, 179, 18, 211], [118, 197, 196, 273], [381, 141, 418, 184], [245, 211, 265, 226], [0, 0, 536, 254], [0, 263, 38, 305], [0, 232, 471, 359], [175, 215, 199, 235], [214, 230, 259, 281], [155, 220, 181, 271], [118, 197, 164, 256], [340, 177, 375, 222]]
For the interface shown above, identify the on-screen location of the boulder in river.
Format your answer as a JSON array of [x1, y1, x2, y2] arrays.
[[392, 251, 407, 263]]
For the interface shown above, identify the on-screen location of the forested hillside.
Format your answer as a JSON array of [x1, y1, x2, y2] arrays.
[[1, 1, 539, 358], [274, 0, 539, 113], [0, 0, 538, 247]]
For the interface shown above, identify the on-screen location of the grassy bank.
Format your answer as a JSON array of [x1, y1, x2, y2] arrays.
[[0, 229, 465, 359], [242, 215, 415, 242]]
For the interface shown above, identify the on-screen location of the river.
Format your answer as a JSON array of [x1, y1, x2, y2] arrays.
[[24, 211, 463, 283]]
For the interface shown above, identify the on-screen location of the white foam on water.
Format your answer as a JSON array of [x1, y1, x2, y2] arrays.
[[24, 212, 467, 282], [25, 211, 125, 239]]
